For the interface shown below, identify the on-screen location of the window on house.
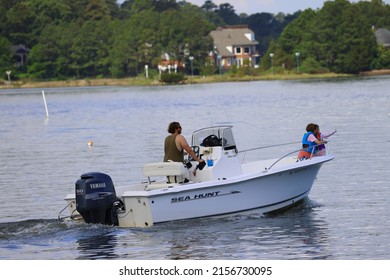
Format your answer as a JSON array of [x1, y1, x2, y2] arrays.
[[236, 47, 241, 54], [244, 47, 250, 54]]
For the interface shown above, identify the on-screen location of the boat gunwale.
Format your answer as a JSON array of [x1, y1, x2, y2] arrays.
[[120, 154, 334, 198], [63, 154, 334, 201]]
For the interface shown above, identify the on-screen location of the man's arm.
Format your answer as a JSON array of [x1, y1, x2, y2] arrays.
[[177, 135, 203, 162]]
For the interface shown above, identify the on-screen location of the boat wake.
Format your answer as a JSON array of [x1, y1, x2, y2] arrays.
[[0, 219, 61, 240], [0, 197, 329, 260], [1, 198, 323, 241]]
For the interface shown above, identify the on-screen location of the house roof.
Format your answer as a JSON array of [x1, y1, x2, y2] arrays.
[[11, 44, 30, 54], [210, 26, 259, 57], [375, 28, 390, 47]]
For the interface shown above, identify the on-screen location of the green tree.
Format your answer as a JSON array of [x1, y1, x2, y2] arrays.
[[109, 3, 160, 77], [28, 23, 75, 79], [372, 45, 390, 69], [357, 0, 390, 28], [273, 0, 381, 73], [28, 26, 60, 79], [84, 0, 112, 21], [318, 0, 376, 73], [0, 36, 12, 79], [215, 3, 240, 25], [6, 0, 73, 46], [6, 1, 36, 45], [200, 0, 224, 26], [278, 9, 317, 58], [70, 20, 112, 77], [201, 0, 217, 12], [109, 0, 213, 77], [158, 3, 213, 74], [244, 12, 299, 55]]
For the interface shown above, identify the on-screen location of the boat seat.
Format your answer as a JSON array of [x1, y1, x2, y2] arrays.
[[143, 162, 188, 183], [145, 183, 174, 191]]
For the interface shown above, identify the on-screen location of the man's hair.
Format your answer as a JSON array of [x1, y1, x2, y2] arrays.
[[168, 122, 180, 133]]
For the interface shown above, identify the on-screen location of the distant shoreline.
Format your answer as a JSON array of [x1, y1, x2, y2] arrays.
[[1, 70, 388, 90], [358, 69, 390, 76]]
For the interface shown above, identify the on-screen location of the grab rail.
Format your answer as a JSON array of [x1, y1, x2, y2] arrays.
[[238, 141, 301, 163], [266, 142, 331, 171], [238, 141, 301, 154], [239, 141, 332, 171], [266, 148, 303, 171]]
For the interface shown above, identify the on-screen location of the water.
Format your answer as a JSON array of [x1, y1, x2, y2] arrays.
[[0, 76, 389, 260]]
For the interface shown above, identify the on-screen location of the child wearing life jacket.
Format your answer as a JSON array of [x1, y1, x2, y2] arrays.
[[297, 123, 328, 161]]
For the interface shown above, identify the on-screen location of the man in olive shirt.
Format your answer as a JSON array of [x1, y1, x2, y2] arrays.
[[164, 122, 204, 165]]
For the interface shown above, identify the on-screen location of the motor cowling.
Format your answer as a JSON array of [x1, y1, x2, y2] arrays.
[[75, 172, 120, 226]]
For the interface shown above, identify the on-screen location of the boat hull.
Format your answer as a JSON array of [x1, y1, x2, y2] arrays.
[[118, 157, 329, 227]]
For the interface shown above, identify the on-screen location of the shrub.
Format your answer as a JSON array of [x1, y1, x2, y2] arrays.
[[160, 72, 186, 84], [200, 64, 217, 76], [301, 57, 329, 74]]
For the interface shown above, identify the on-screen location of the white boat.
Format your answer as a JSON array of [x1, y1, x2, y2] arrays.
[[60, 125, 334, 227]]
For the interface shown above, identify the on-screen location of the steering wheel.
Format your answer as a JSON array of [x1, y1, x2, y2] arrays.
[[189, 145, 200, 161]]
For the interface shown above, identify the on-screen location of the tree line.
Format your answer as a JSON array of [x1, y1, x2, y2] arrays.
[[0, 0, 390, 81], [263, 0, 390, 74]]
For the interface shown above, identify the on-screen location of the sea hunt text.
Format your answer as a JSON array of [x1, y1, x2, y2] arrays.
[[171, 191, 221, 203]]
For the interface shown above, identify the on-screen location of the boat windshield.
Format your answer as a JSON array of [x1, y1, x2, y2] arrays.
[[191, 126, 236, 150]]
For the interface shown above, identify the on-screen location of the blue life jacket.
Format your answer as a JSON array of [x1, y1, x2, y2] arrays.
[[302, 132, 317, 154]]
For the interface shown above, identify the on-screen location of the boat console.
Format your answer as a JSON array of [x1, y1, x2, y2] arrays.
[[141, 126, 243, 188], [188, 126, 242, 181]]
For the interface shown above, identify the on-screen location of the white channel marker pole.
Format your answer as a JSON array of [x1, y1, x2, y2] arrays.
[[42, 90, 49, 118]]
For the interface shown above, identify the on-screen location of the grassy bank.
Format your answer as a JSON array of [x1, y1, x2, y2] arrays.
[[0, 71, 373, 90], [0, 76, 158, 89]]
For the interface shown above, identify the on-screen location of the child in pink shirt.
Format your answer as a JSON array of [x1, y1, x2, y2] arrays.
[[315, 129, 337, 156]]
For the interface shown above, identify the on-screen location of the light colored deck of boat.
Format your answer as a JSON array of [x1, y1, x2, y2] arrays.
[[115, 183, 147, 195], [241, 156, 298, 174]]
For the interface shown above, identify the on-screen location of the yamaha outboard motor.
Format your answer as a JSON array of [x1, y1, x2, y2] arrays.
[[75, 172, 121, 226]]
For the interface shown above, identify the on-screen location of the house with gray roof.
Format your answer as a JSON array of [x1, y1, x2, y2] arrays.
[[11, 44, 30, 67], [375, 28, 390, 48], [210, 25, 259, 70]]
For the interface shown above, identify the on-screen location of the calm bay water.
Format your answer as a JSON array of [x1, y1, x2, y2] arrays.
[[0, 76, 389, 260]]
